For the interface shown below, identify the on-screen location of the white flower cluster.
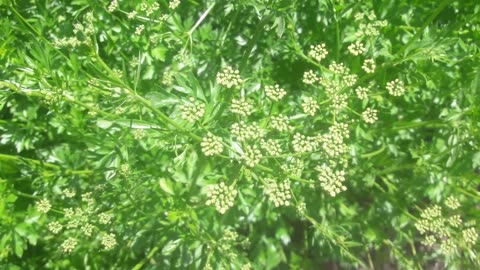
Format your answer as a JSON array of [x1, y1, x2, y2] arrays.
[[319, 123, 350, 158], [201, 133, 224, 156], [281, 158, 304, 178], [270, 114, 290, 132], [302, 70, 319, 85], [180, 97, 205, 122], [265, 84, 286, 101], [260, 139, 282, 156], [81, 223, 94, 237], [242, 145, 263, 167], [205, 182, 237, 214], [48, 221, 63, 234], [347, 41, 366, 55], [330, 93, 348, 112], [101, 233, 117, 250], [231, 121, 264, 141], [107, 0, 118, 12], [316, 164, 347, 196], [36, 198, 52, 213], [133, 129, 146, 140], [362, 108, 378, 123], [263, 178, 291, 207], [308, 43, 328, 61], [142, 2, 160, 16], [231, 98, 254, 116], [61, 237, 78, 253], [99, 212, 113, 224], [462, 228, 478, 246], [135, 25, 145, 35], [362, 59, 376, 73], [320, 78, 342, 95], [169, 0, 181, 9], [414, 202, 477, 254], [342, 74, 358, 87], [355, 86, 369, 99], [216, 66, 243, 88], [354, 11, 388, 37], [302, 96, 319, 116], [292, 133, 318, 153], [386, 79, 406, 96], [329, 61, 349, 75], [445, 196, 460, 210]]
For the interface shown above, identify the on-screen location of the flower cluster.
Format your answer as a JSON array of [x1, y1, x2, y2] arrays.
[[329, 61, 349, 75], [43, 190, 119, 254], [101, 233, 117, 250], [354, 11, 388, 38], [263, 178, 291, 207], [445, 196, 460, 210], [355, 86, 369, 99], [36, 198, 52, 213], [362, 59, 376, 73], [270, 115, 290, 132], [201, 133, 224, 156], [61, 237, 78, 253], [302, 96, 319, 116], [330, 93, 348, 112], [107, 0, 118, 12], [231, 121, 264, 141], [316, 164, 347, 196], [265, 84, 286, 101], [231, 98, 254, 116], [180, 97, 205, 122], [281, 158, 304, 178], [242, 145, 263, 167], [260, 139, 282, 156], [415, 199, 478, 255], [216, 66, 242, 88], [319, 123, 350, 159], [362, 108, 378, 123], [308, 43, 328, 61], [347, 41, 366, 55], [169, 0, 181, 10], [205, 182, 238, 214], [302, 70, 319, 85], [48, 221, 63, 234], [292, 133, 318, 153], [132, 129, 146, 140], [386, 79, 406, 96]]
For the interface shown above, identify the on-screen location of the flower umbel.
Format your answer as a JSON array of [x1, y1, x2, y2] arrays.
[[36, 199, 52, 213], [316, 164, 347, 196], [216, 66, 242, 88], [386, 79, 406, 96], [265, 84, 286, 101], [201, 133, 224, 156], [264, 178, 292, 207], [308, 43, 328, 61], [180, 97, 205, 122], [205, 182, 238, 214]]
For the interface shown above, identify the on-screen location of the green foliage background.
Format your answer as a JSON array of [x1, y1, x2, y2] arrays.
[[1, 0, 479, 269]]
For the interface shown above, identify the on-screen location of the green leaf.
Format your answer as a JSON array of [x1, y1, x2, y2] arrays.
[[115, 119, 158, 129], [145, 92, 181, 108], [162, 239, 182, 255], [159, 178, 175, 195], [276, 16, 285, 38]]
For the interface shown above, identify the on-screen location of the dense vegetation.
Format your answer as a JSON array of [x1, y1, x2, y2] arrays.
[[1, 0, 479, 269]]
